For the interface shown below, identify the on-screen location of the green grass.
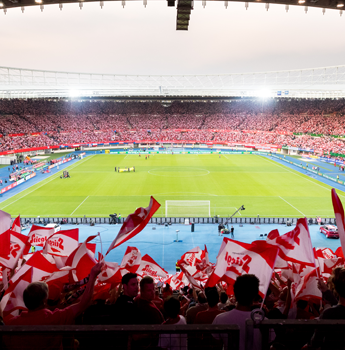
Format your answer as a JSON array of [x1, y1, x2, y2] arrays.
[[1, 153, 343, 218]]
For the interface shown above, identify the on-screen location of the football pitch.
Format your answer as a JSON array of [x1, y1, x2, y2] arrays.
[[0, 153, 343, 218]]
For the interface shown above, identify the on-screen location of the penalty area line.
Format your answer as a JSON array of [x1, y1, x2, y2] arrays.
[[278, 196, 306, 217]]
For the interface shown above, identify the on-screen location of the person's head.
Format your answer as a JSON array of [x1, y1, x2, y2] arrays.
[[332, 268, 345, 299], [205, 287, 220, 308], [122, 272, 138, 298], [23, 282, 49, 311], [164, 296, 181, 319], [140, 276, 155, 301], [197, 291, 207, 304], [233, 274, 259, 307], [220, 291, 228, 304]]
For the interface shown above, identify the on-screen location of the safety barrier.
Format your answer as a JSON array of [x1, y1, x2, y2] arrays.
[[246, 319, 345, 350], [19, 216, 335, 225], [0, 324, 240, 350]]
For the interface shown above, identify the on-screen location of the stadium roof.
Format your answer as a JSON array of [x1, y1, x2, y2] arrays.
[[0, 0, 344, 30], [1, 64, 345, 99]]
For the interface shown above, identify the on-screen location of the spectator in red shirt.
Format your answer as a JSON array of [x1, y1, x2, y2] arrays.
[[194, 287, 225, 324], [135, 276, 164, 324]]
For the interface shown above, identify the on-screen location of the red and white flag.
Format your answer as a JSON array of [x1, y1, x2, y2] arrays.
[[0, 210, 12, 236], [0, 229, 11, 259], [44, 266, 73, 300], [165, 272, 185, 290], [137, 254, 168, 280], [106, 196, 161, 254], [98, 262, 122, 285], [0, 267, 32, 320], [65, 234, 97, 282], [27, 225, 55, 248], [11, 251, 58, 285], [294, 268, 322, 303], [0, 230, 29, 270], [43, 228, 79, 257], [11, 216, 21, 234], [332, 188, 345, 254], [178, 264, 202, 290], [206, 238, 279, 299], [267, 218, 315, 268], [120, 246, 141, 273], [315, 247, 337, 259]]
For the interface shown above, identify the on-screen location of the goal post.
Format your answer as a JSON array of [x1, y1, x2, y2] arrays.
[[165, 200, 211, 217]]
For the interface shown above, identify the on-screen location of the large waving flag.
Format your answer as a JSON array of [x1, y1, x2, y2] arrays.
[[332, 188, 345, 254], [206, 238, 279, 299], [0, 230, 29, 270], [65, 234, 97, 282], [11, 216, 21, 234], [165, 272, 185, 290], [267, 218, 315, 268], [0, 210, 12, 236], [120, 246, 141, 273], [1, 267, 32, 320], [27, 225, 55, 248], [137, 254, 168, 280], [106, 196, 161, 254], [43, 228, 79, 257], [11, 251, 57, 285], [98, 262, 121, 285]]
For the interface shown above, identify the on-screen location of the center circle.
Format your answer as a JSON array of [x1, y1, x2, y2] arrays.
[[148, 166, 210, 177]]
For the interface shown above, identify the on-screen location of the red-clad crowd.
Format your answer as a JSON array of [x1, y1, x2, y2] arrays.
[[0, 98, 345, 153]]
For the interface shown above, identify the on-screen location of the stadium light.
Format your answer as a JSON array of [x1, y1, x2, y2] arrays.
[[35, 0, 42, 3], [69, 90, 81, 97], [298, 0, 305, 3], [0, 2, 3, 7], [337, 1, 344, 7], [258, 89, 271, 98]]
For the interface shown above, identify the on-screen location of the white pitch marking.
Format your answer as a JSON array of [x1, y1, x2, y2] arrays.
[[257, 155, 345, 198], [70, 196, 89, 216], [0, 155, 95, 210], [279, 196, 306, 216]]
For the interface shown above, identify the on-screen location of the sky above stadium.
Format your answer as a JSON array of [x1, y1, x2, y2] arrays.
[[1, 1, 344, 75]]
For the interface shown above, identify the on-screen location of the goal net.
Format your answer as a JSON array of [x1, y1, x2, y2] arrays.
[[165, 200, 211, 217]]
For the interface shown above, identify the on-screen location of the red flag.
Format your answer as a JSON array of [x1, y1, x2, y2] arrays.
[[178, 264, 202, 290], [11, 251, 58, 285], [315, 247, 337, 259], [27, 225, 55, 248], [106, 196, 161, 254], [43, 228, 79, 257], [0, 229, 11, 259], [206, 238, 279, 299], [120, 246, 141, 273], [294, 268, 322, 303], [0, 230, 29, 270], [0, 210, 12, 235], [165, 272, 185, 290], [332, 188, 345, 254], [335, 246, 344, 258], [66, 235, 97, 282], [137, 254, 168, 280], [0, 267, 32, 319], [267, 218, 315, 268], [98, 262, 121, 285], [11, 216, 21, 234]]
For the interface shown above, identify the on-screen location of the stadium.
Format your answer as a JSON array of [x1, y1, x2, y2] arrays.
[[1, 1, 345, 349]]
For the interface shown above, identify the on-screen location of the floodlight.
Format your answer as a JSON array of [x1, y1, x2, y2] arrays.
[[258, 89, 271, 98], [298, 0, 305, 3], [0, 2, 3, 7], [69, 90, 81, 97], [35, 0, 42, 3], [337, 1, 344, 7]]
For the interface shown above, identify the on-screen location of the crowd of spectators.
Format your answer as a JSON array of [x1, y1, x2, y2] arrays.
[[4, 263, 345, 350], [1, 99, 345, 153]]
